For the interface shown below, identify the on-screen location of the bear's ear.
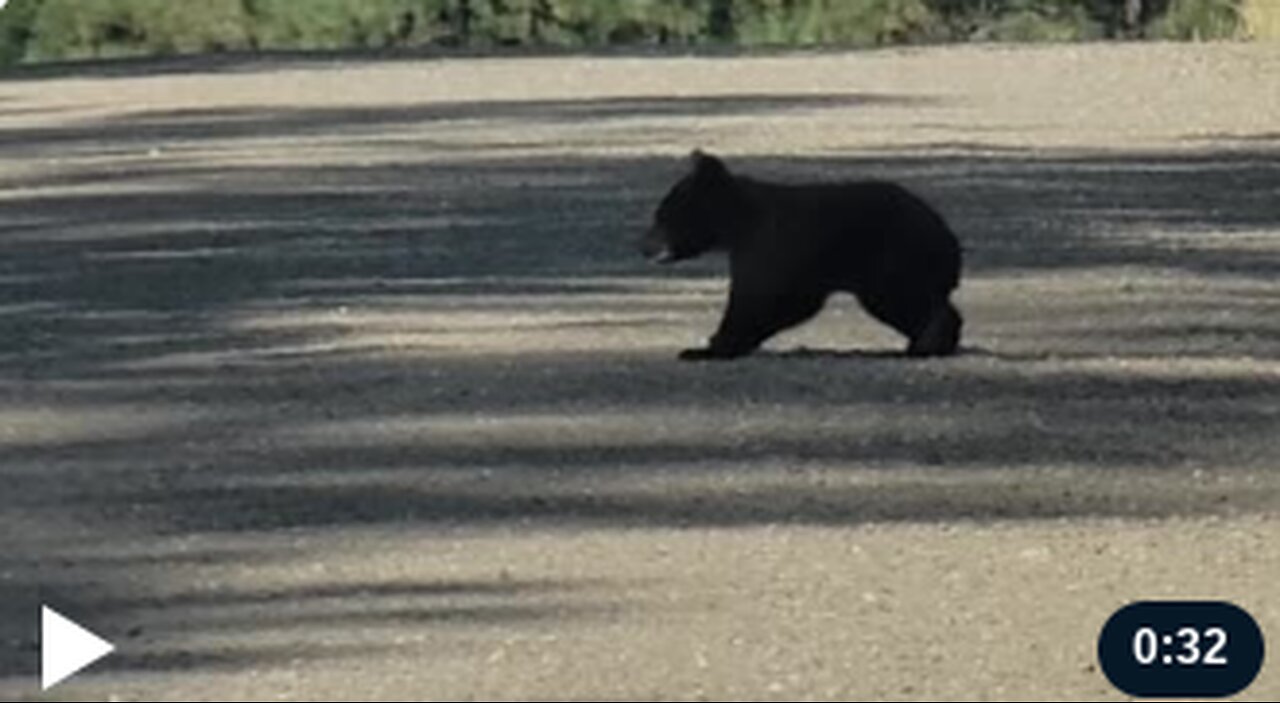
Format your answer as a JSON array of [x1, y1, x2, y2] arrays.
[[689, 149, 730, 181]]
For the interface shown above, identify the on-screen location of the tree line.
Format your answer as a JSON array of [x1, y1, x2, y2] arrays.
[[0, 0, 1248, 66]]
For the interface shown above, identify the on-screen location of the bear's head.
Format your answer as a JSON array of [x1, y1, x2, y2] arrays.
[[641, 150, 742, 264]]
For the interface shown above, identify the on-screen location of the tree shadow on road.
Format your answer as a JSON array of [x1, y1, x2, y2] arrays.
[[1, 88, 1278, 681]]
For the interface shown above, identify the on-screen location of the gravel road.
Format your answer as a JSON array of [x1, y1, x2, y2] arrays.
[[1, 42, 1278, 701]]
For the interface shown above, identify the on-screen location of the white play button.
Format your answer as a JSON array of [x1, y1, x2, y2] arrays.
[[41, 605, 115, 690]]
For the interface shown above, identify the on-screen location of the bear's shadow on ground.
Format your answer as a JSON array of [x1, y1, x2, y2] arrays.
[[1, 77, 1278, 680], [760, 345, 1020, 361]]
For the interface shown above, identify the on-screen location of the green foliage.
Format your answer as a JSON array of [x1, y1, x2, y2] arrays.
[[0, 0, 1257, 67], [736, 0, 941, 46], [1151, 0, 1242, 39], [0, 0, 43, 65], [547, 0, 709, 45], [247, 0, 446, 50], [25, 0, 253, 61], [967, 0, 1104, 41]]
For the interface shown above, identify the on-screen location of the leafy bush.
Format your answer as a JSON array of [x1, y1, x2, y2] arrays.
[[0, 0, 42, 65], [148, 0, 254, 54], [247, 0, 447, 51], [26, 0, 253, 61], [1151, 0, 1242, 39], [12, 0, 449, 62], [735, 0, 941, 47], [548, 0, 710, 46], [968, 0, 1103, 41], [0, 0, 1260, 67]]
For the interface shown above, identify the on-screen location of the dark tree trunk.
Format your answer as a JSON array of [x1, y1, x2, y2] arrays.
[[1125, 0, 1144, 37], [458, 0, 473, 44], [708, 0, 734, 42]]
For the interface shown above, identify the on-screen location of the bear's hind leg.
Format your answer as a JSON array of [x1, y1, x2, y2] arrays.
[[906, 300, 962, 357], [859, 292, 962, 357]]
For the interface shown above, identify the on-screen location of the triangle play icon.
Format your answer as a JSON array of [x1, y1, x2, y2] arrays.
[[41, 605, 115, 690]]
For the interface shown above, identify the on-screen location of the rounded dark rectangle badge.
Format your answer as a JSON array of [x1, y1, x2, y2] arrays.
[[1098, 601, 1264, 698]]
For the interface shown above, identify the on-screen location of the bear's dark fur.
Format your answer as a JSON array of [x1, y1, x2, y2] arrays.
[[640, 151, 963, 360]]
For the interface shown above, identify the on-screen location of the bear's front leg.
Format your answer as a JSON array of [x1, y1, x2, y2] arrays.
[[680, 281, 826, 361], [680, 322, 761, 360], [678, 343, 750, 361], [680, 283, 769, 361]]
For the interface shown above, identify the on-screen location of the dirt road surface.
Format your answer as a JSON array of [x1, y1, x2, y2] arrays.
[[1, 43, 1278, 701]]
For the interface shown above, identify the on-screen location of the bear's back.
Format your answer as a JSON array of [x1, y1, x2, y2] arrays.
[[738, 177, 961, 294]]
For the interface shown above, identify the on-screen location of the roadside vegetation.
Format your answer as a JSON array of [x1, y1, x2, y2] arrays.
[[0, 0, 1265, 67]]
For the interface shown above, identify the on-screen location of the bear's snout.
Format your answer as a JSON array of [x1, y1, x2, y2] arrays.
[[639, 226, 675, 264]]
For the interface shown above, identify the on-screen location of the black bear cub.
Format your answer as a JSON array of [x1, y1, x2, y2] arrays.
[[641, 150, 962, 360]]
